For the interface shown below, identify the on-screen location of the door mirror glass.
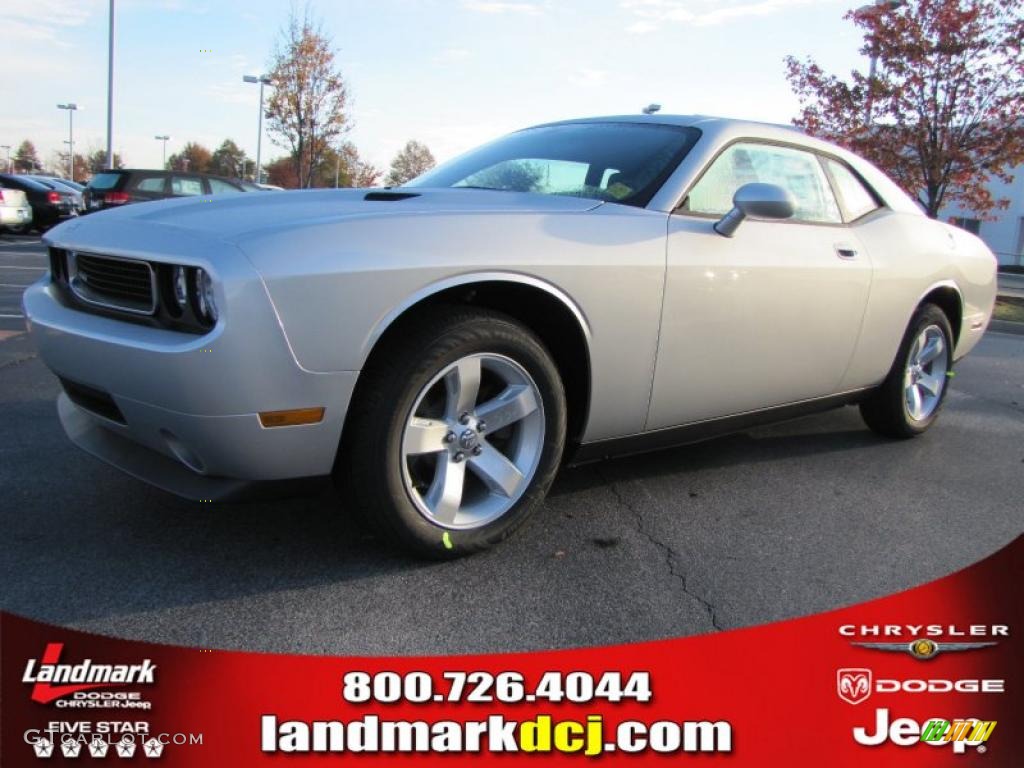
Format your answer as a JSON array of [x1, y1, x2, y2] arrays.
[[714, 182, 795, 237]]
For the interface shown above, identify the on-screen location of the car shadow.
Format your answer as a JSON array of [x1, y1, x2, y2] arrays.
[[552, 408, 883, 496], [1, 365, 883, 631]]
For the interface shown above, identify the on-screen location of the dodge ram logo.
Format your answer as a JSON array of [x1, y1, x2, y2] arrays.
[[838, 668, 872, 705]]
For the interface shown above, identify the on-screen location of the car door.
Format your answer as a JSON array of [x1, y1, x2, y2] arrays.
[[646, 140, 872, 430]]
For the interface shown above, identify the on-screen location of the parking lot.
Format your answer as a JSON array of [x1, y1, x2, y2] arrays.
[[1, 233, 1022, 655]]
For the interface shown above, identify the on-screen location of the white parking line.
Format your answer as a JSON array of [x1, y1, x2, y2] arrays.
[[0, 266, 45, 270], [0, 283, 32, 288], [0, 313, 25, 319]]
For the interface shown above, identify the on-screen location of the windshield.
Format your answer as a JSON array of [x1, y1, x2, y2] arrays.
[[406, 122, 700, 207]]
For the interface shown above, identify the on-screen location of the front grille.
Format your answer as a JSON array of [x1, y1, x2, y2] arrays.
[[69, 252, 155, 315]]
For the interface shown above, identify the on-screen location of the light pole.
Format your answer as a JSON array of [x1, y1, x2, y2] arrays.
[[0, 145, 10, 173], [57, 103, 78, 180], [154, 135, 171, 169], [106, 0, 116, 169], [243, 74, 273, 185], [856, 0, 906, 123]]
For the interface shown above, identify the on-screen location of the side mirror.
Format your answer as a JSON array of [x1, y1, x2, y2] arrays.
[[714, 182, 796, 238]]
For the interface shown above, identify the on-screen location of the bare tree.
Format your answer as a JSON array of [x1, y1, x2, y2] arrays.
[[265, 8, 351, 188]]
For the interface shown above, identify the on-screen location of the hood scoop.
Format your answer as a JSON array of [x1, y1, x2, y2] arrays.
[[363, 191, 420, 202]]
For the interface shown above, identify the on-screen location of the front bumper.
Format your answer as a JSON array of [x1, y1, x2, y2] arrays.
[[24, 263, 358, 500]]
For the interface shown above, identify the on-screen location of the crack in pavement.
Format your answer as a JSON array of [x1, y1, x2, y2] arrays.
[[594, 466, 723, 632], [0, 352, 39, 372]]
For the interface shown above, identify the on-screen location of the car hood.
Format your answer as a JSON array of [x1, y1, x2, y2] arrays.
[[54, 187, 604, 243]]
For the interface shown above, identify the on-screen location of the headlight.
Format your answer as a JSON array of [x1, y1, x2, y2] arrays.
[[192, 268, 218, 325]]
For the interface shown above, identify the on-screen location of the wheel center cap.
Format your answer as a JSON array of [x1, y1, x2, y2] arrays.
[[459, 429, 478, 450]]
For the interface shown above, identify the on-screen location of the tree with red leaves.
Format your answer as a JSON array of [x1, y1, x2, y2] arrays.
[[785, 0, 1023, 219]]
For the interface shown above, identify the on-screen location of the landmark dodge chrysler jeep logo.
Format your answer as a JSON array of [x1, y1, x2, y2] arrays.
[[22, 643, 157, 704]]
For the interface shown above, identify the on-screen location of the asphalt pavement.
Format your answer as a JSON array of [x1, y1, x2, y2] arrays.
[[1, 235, 1022, 655]]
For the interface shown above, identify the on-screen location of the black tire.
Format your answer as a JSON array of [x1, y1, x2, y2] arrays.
[[338, 306, 566, 558], [860, 303, 954, 439]]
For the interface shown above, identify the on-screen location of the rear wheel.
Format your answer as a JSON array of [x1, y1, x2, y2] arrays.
[[860, 303, 953, 438], [339, 307, 566, 558]]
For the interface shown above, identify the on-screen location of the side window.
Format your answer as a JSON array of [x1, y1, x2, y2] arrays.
[[171, 176, 204, 196], [686, 142, 842, 224], [826, 159, 880, 221], [208, 178, 243, 194], [131, 175, 167, 193]]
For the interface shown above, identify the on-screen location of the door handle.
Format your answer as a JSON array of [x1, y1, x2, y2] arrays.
[[835, 244, 858, 259]]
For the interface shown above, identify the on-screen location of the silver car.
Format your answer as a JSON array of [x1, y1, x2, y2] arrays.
[[24, 115, 997, 557], [0, 186, 33, 231]]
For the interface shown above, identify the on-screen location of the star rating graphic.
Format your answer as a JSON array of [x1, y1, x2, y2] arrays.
[[33, 737, 54, 758], [115, 737, 137, 758], [60, 739, 82, 757], [88, 737, 110, 758]]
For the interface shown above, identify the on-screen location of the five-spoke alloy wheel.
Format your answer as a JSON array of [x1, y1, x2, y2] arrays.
[[861, 303, 954, 438], [903, 325, 948, 422], [340, 307, 566, 557], [401, 353, 545, 530]]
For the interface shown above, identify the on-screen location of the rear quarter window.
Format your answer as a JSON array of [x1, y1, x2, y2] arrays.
[[208, 178, 244, 194], [825, 159, 881, 221]]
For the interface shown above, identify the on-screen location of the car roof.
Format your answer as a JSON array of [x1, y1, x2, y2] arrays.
[[538, 113, 802, 133], [96, 169, 245, 184], [0, 174, 52, 191], [28, 175, 77, 190]]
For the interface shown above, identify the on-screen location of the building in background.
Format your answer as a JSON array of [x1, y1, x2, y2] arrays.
[[943, 165, 1024, 268]]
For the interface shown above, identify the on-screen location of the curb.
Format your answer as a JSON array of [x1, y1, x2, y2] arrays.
[[987, 319, 1024, 336]]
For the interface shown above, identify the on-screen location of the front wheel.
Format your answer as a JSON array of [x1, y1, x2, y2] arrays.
[[340, 307, 566, 558], [860, 303, 954, 438]]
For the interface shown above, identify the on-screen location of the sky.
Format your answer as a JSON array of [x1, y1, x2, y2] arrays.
[[1, 0, 873, 176]]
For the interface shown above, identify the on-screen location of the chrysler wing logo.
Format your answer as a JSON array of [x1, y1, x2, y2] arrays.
[[837, 668, 872, 705], [851, 639, 997, 660]]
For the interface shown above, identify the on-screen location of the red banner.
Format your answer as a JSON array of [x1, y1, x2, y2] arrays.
[[3, 536, 1021, 765]]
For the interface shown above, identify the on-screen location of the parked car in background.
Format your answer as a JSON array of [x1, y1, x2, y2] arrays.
[[0, 186, 33, 232], [0, 174, 76, 231], [238, 180, 285, 192], [83, 170, 248, 212], [33, 176, 86, 193], [26, 176, 85, 215]]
